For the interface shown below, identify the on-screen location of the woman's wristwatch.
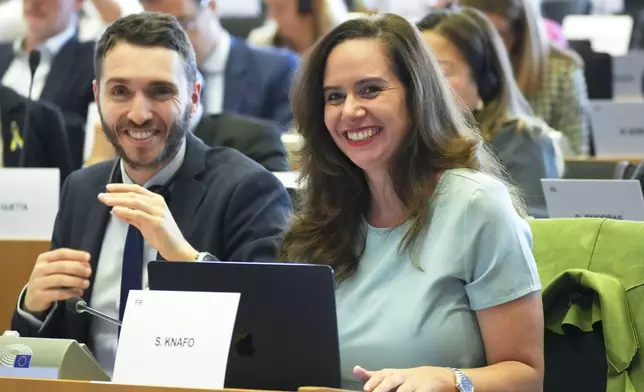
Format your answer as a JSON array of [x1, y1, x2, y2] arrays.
[[449, 368, 474, 392], [195, 251, 217, 261]]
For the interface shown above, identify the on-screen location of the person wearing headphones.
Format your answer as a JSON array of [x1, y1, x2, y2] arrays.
[[417, 7, 564, 218], [11, 12, 292, 377], [249, 0, 351, 54], [459, 0, 591, 155]]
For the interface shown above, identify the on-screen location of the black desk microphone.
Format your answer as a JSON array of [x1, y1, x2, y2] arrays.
[[66, 296, 122, 327]]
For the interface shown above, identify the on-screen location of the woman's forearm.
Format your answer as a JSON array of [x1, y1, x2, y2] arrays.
[[464, 361, 543, 392]]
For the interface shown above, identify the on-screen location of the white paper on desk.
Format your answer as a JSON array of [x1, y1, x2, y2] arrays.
[[0, 168, 59, 240], [112, 290, 240, 390], [215, 0, 261, 17], [541, 179, 644, 221]]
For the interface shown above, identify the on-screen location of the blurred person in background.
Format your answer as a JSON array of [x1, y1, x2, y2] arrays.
[[0, 0, 141, 43], [249, 0, 351, 54], [460, 0, 591, 155], [141, 0, 299, 128], [418, 6, 564, 218], [0, 0, 98, 168]]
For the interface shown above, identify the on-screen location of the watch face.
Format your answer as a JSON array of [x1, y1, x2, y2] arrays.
[[458, 375, 474, 392]]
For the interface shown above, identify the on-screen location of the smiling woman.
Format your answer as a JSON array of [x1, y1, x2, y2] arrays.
[[280, 13, 544, 392]]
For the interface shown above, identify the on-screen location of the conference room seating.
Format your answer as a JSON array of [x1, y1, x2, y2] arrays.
[[530, 218, 644, 392]]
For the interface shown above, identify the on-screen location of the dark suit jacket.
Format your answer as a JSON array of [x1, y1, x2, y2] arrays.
[[193, 112, 289, 172], [0, 37, 95, 169], [1, 85, 73, 181], [11, 132, 293, 346], [222, 37, 299, 129]]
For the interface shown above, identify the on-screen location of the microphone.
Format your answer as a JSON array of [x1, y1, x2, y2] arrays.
[[66, 297, 122, 327], [19, 50, 41, 167]]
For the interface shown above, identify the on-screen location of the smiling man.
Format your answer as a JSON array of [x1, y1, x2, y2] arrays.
[[10, 12, 293, 376]]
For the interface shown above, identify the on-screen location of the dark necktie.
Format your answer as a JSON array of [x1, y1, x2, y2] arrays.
[[119, 224, 144, 323], [118, 185, 168, 324]]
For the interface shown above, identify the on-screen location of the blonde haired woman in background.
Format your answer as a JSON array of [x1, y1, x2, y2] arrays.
[[418, 6, 564, 218], [249, 0, 350, 54], [460, 0, 591, 155]]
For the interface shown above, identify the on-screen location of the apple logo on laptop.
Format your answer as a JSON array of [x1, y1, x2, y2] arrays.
[[234, 331, 255, 357]]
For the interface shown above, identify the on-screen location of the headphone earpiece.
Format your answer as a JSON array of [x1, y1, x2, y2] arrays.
[[298, 0, 313, 15], [478, 72, 500, 103], [475, 33, 501, 104]]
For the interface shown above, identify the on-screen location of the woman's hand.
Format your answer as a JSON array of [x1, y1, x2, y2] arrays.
[[353, 365, 457, 392]]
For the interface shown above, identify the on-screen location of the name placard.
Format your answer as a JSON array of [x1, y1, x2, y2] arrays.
[[541, 179, 644, 221], [113, 290, 240, 389], [0, 169, 59, 240], [613, 51, 644, 100], [588, 100, 644, 157]]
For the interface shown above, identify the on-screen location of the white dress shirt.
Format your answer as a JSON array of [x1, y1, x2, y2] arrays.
[[16, 139, 187, 377], [201, 32, 231, 116], [1, 23, 76, 100]]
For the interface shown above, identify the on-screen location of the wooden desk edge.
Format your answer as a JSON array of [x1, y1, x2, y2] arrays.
[[0, 377, 352, 392]]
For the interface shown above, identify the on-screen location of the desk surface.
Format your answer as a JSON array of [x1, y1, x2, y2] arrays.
[[0, 378, 348, 392], [567, 155, 644, 164], [0, 240, 50, 330]]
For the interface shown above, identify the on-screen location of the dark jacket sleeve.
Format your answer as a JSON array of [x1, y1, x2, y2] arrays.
[[10, 173, 73, 338], [30, 100, 74, 183], [220, 168, 292, 262], [241, 121, 290, 172], [268, 52, 298, 129]]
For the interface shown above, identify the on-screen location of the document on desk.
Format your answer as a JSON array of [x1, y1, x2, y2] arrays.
[[112, 290, 241, 389]]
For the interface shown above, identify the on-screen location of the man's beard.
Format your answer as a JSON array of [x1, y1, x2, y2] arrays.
[[98, 106, 192, 171]]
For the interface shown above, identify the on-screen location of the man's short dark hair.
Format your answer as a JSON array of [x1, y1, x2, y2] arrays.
[[94, 12, 198, 87]]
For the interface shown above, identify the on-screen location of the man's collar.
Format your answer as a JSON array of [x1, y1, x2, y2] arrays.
[[14, 22, 77, 59], [120, 137, 187, 188], [201, 31, 231, 74]]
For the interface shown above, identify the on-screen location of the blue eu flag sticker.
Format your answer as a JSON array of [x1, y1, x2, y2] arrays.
[[13, 354, 32, 368]]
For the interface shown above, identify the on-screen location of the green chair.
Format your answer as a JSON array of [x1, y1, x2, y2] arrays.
[[530, 218, 644, 392]]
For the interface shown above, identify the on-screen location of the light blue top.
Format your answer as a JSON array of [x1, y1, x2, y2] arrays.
[[335, 168, 542, 390]]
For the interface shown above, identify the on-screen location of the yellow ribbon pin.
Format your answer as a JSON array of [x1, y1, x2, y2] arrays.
[[9, 121, 23, 152]]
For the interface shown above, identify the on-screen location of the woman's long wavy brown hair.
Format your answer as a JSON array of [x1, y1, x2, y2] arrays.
[[279, 13, 526, 283]]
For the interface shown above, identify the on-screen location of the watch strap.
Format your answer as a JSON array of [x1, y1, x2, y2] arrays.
[[449, 368, 474, 392]]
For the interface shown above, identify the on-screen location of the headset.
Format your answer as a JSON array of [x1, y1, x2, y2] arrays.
[[298, 0, 313, 15], [475, 47, 501, 104], [107, 157, 180, 201]]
